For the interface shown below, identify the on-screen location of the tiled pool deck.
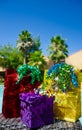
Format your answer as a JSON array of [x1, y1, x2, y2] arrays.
[[0, 113, 82, 130]]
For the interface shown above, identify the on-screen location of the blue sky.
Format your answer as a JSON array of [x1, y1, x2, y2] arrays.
[[0, 0, 82, 56]]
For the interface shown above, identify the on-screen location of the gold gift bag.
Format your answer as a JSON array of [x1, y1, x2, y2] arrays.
[[44, 69, 81, 122], [43, 70, 55, 95], [53, 90, 81, 122], [44, 69, 48, 84]]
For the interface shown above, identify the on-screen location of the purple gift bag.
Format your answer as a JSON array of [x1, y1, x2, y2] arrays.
[[19, 92, 54, 129]]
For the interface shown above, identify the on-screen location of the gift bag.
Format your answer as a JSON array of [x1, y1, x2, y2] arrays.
[[2, 69, 20, 118], [53, 90, 81, 122], [2, 93, 20, 118]]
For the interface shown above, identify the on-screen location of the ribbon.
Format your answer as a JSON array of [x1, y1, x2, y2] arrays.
[[16, 64, 42, 84]]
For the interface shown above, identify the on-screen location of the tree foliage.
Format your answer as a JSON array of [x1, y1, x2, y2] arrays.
[[28, 50, 47, 71], [0, 44, 23, 69], [16, 30, 40, 63], [48, 35, 69, 63]]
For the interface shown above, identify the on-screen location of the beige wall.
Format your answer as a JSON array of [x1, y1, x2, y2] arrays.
[[0, 67, 6, 72], [65, 50, 82, 70], [43, 56, 54, 69]]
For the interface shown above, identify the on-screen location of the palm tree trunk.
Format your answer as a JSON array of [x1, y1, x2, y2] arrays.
[[24, 55, 27, 64]]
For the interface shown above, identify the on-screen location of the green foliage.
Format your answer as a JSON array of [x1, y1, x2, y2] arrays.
[[18, 30, 32, 42], [28, 50, 47, 71], [48, 35, 69, 63], [17, 30, 33, 53], [16, 30, 41, 63], [0, 44, 23, 69], [32, 35, 40, 50]]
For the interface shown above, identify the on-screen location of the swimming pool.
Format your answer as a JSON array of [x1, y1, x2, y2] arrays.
[[0, 85, 4, 113]]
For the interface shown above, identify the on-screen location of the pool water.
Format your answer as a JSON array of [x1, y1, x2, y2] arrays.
[[0, 85, 4, 113]]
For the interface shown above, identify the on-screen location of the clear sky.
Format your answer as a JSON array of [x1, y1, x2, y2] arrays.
[[0, 0, 82, 56]]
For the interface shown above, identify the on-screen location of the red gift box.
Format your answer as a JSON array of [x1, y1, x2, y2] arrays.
[[5, 68, 17, 77], [19, 92, 54, 128], [2, 69, 20, 118], [19, 76, 41, 92], [2, 69, 41, 118], [2, 94, 20, 118]]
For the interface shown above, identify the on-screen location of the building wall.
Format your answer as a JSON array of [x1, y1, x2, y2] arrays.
[[65, 50, 82, 70]]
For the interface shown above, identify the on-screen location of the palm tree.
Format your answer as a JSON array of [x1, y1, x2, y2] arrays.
[[32, 35, 40, 51], [48, 35, 69, 63], [16, 30, 33, 64], [16, 30, 40, 64]]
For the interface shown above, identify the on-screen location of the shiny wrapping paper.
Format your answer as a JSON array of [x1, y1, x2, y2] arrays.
[[17, 64, 42, 84], [43, 80, 81, 122], [53, 90, 81, 122], [2, 69, 20, 118], [19, 92, 54, 129], [46, 63, 78, 92], [43, 69, 81, 122], [2, 68, 41, 118], [43, 81, 81, 122], [19, 76, 41, 92], [43, 70, 55, 96]]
